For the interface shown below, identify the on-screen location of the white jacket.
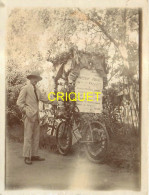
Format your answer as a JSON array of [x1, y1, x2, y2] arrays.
[[17, 83, 49, 122]]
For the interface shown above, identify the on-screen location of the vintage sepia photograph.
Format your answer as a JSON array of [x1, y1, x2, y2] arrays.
[[1, 1, 147, 194]]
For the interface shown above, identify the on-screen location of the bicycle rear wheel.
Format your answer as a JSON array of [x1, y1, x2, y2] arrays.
[[85, 121, 109, 163], [56, 121, 72, 155]]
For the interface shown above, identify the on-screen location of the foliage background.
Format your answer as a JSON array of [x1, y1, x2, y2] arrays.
[[7, 8, 139, 130]]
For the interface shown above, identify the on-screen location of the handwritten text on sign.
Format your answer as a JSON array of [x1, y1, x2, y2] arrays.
[[75, 68, 103, 113]]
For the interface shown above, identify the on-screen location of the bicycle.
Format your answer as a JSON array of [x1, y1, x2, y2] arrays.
[[40, 102, 109, 163], [55, 103, 109, 163]]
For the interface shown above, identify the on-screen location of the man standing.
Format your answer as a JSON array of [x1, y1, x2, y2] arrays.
[[17, 71, 55, 165]]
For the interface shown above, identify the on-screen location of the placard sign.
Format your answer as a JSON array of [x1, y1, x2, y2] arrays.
[[75, 68, 103, 113]]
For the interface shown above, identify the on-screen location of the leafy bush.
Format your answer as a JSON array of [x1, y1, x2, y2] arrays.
[[6, 64, 26, 126]]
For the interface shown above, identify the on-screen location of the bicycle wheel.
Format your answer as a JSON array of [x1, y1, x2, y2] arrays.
[[56, 121, 72, 155], [85, 121, 109, 163]]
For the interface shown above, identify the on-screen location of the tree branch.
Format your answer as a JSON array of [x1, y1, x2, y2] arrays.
[[89, 17, 120, 48], [76, 8, 120, 49]]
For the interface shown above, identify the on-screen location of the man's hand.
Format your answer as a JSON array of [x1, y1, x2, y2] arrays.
[[22, 106, 26, 114], [50, 99, 58, 106]]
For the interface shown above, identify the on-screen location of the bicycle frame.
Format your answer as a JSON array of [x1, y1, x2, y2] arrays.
[[63, 108, 96, 144], [40, 104, 102, 144]]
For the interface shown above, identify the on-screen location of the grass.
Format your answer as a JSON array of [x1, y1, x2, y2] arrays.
[[105, 132, 140, 172]]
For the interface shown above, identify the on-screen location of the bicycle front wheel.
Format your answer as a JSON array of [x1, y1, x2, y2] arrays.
[[56, 121, 72, 155]]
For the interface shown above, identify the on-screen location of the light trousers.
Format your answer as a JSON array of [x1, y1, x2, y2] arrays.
[[23, 116, 40, 158]]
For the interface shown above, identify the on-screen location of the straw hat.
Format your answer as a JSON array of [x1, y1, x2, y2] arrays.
[[27, 71, 42, 81]]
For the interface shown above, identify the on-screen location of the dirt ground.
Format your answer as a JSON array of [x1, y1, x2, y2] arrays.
[[6, 139, 140, 191]]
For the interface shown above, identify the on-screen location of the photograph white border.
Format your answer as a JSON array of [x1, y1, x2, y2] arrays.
[[0, 0, 148, 194]]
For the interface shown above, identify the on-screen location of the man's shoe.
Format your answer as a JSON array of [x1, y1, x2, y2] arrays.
[[24, 157, 32, 165], [31, 156, 45, 161]]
